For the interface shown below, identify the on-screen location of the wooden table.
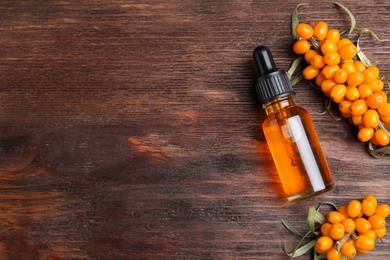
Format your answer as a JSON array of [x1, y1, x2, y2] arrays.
[[0, 1, 389, 259]]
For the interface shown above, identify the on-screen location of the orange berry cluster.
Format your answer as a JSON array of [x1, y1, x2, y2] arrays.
[[315, 195, 389, 259], [293, 21, 390, 146]]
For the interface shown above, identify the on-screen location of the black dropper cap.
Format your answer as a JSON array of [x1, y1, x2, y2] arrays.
[[253, 46, 294, 105]]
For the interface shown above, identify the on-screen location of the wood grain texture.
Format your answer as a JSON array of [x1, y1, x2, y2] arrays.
[[0, 0, 389, 259]]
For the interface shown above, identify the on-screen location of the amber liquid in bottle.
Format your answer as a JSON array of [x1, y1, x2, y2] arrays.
[[262, 95, 334, 201]]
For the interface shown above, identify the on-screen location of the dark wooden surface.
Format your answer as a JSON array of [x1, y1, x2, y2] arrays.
[[0, 1, 389, 259]]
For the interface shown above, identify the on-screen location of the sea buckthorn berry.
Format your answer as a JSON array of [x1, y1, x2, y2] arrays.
[[314, 236, 334, 254], [322, 65, 340, 79], [369, 79, 384, 92], [304, 49, 318, 63], [342, 218, 356, 233], [374, 129, 390, 146], [351, 114, 363, 126], [375, 203, 390, 218], [345, 86, 360, 101], [378, 102, 390, 117], [339, 100, 352, 114], [321, 79, 337, 93], [313, 21, 328, 40], [365, 229, 377, 240], [339, 43, 357, 60], [340, 242, 357, 259], [373, 227, 387, 238], [337, 205, 349, 218], [321, 40, 338, 55], [315, 72, 326, 87], [347, 71, 364, 87], [321, 222, 333, 237], [351, 99, 368, 116], [302, 65, 319, 80], [362, 66, 380, 84], [310, 54, 326, 69], [354, 61, 366, 72], [336, 38, 352, 49], [293, 39, 311, 54], [333, 69, 348, 83], [354, 235, 375, 251], [366, 92, 387, 109], [296, 23, 314, 39], [341, 60, 356, 74], [328, 211, 346, 224], [329, 222, 345, 240], [327, 246, 342, 260], [347, 199, 362, 218], [368, 214, 386, 230], [355, 217, 372, 234], [330, 84, 346, 103], [361, 195, 378, 216], [326, 29, 341, 44], [358, 127, 374, 142], [357, 83, 373, 99], [324, 51, 340, 66], [363, 109, 379, 128], [380, 114, 390, 123]]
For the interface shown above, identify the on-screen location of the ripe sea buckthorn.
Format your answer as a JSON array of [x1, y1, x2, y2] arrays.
[[339, 100, 352, 114], [354, 235, 375, 251], [302, 65, 319, 80], [337, 205, 348, 218], [322, 64, 340, 79], [315, 72, 326, 86], [351, 114, 363, 126], [380, 114, 390, 123], [375, 203, 390, 218], [342, 218, 356, 233], [351, 99, 368, 116], [347, 71, 364, 87], [357, 83, 373, 99], [378, 102, 390, 117], [325, 29, 340, 44], [304, 49, 318, 63], [329, 222, 345, 240], [354, 61, 366, 72], [358, 127, 374, 142], [330, 84, 346, 103], [369, 79, 384, 92], [355, 217, 372, 234], [339, 43, 357, 60], [321, 222, 333, 237], [362, 66, 380, 84], [314, 236, 333, 254], [368, 214, 386, 230], [327, 246, 342, 260], [293, 39, 311, 54], [345, 86, 360, 101], [321, 40, 338, 55], [374, 129, 390, 146], [328, 211, 346, 224], [324, 51, 340, 66], [336, 38, 352, 49], [366, 92, 387, 109], [341, 60, 356, 74], [310, 54, 326, 69], [333, 69, 348, 83], [296, 23, 314, 39], [374, 227, 387, 238], [362, 195, 378, 216], [347, 200, 362, 218], [363, 109, 379, 128], [313, 21, 328, 40], [340, 242, 357, 259], [321, 79, 337, 93]]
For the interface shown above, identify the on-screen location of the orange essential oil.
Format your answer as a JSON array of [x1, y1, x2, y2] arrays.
[[253, 46, 334, 202]]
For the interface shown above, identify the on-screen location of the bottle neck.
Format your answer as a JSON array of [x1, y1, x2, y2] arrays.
[[262, 95, 296, 115]]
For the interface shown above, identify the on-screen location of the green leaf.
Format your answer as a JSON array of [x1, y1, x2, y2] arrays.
[[368, 141, 390, 158], [307, 207, 317, 232], [290, 239, 316, 258], [281, 219, 305, 237], [287, 56, 305, 79], [334, 2, 356, 37], [290, 73, 304, 87], [292, 3, 309, 40]]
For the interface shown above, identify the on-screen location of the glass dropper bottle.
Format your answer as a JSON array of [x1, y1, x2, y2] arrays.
[[253, 46, 334, 202]]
